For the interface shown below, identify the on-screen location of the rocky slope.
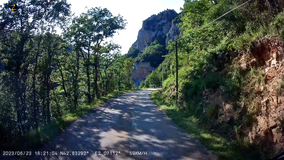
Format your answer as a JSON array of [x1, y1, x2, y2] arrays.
[[132, 9, 178, 52], [132, 62, 155, 88], [203, 36, 284, 157], [130, 9, 180, 87], [166, 17, 180, 46], [242, 37, 284, 155]]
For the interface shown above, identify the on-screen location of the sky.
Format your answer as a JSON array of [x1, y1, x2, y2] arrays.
[[0, 0, 185, 54], [68, 0, 185, 54]]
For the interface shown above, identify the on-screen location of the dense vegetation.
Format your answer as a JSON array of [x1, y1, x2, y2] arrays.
[[136, 40, 167, 67], [145, 0, 284, 159], [125, 40, 168, 68], [0, 0, 135, 150]]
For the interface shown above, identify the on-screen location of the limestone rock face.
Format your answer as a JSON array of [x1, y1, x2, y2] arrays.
[[131, 62, 155, 88], [166, 18, 180, 45], [130, 9, 180, 87], [132, 9, 178, 52]]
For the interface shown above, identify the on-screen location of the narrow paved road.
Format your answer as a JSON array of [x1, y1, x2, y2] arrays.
[[34, 89, 213, 160]]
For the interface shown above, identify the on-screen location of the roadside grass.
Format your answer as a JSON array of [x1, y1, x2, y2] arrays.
[[150, 90, 262, 160], [9, 89, 139, 152]]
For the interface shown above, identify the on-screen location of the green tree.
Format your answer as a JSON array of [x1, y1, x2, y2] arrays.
[[0, 0, 71, 135], [69, 7, 126, 102], [123, 57, 135, 89], [140, 70, 161, 88], [112, 56, 126, 91]]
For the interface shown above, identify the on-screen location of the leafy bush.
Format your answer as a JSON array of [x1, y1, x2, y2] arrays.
[[139, 70, 161, 88]]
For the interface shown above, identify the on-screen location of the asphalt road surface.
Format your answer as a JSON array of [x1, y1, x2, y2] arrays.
[[33, 89, 214, 160]]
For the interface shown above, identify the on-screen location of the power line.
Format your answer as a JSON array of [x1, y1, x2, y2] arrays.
[[177, 0, 254, 41]]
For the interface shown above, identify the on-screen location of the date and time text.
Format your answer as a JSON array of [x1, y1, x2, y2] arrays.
[[2, 150, 148, 157]]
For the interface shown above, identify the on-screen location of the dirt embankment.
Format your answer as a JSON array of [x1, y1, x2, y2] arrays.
[[204, 36, 284, 157]]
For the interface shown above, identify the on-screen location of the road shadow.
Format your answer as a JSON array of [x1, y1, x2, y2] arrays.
[[27, 89, 212, 160]]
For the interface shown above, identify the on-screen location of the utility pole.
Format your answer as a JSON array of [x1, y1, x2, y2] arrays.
[[162, 62, 164, 87], [175, 40, 178, 106], [161, 55, 166, 87], [162, 62, 164, 86]]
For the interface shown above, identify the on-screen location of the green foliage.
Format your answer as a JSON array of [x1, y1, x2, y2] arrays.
[[136, 40, 167, 67], [123, 57, 135, 89], [139, 70, 161, 88], [125, 47, 141, 58], [277, 117, 284, 132], [66, 7, 126, 101], [0, 0, 72, 141], [223, 65, 243, 97]]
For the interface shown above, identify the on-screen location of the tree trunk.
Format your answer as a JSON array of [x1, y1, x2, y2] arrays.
[[33, 65, 38, 131], [74, 51, 80, 109], [20, 83, 28, 132], [87, 43, 92, 103], [58, 64, 68, 98], [46, 74, 51, 123], [15, 34, 28, 134], [16, 107, 23, 136], [15, 71, 25, 135], [46, 50, 52, 123], [95, 54, 100, 99], [105, 68, 108, 96], [52, 91, 61, 118], [42, 93, 46, 124], [86, 64, 92, 103], [22, 81, 29, 131]]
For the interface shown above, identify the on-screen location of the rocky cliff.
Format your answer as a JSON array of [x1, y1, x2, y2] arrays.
[[166, 17, 180, 46], [130, 9, 180, 88], [132, 62, 155, 88], [132, 9, 178, 52]]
